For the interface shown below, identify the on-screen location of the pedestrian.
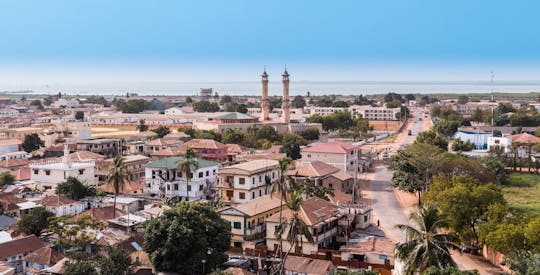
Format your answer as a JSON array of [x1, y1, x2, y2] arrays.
[[377, 219, 380, 227]]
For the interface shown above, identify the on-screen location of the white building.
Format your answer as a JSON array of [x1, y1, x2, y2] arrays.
[[164, 107, 185, 115], [487, 136, 512, 153], [0, 109, 19, 118], [52, 98, 80, 108], [454, 128, 492, 150], [0, 139, 22, 159], [41, 195, 86, 217], [29, 145, 95, 190], [144, 156, 219, 201]]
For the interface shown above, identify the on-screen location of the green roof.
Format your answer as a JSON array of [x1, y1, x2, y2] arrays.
[[216, 112, 256, 120], [145, 156, 218, 170]]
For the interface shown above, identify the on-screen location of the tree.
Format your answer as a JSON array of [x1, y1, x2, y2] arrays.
[[470, 108, 485, 123], [507, 251, 540, 275], [0, 172, 15, 188], [22, 133, 45, 153], [106, 155, 132, 218], [457, 96, 469, 105], [196, 130, 222, 141], [384, 92, 404, 103], [395, 205, 459, 274], [451, 138, 473, 152], [294, 178, 334, 200], [219, 95, 233, 104], [136, 119, 148, 132], [426, 175, 505, 250], [280, 133, 306, 160], [332, 100, 350, 107], [56, 177, 96, 200], [75, 111, 84, 121], [64, 260, 98, 275], [193, 100, 220, 112], [272, 157, 294, 259], [84, 96, 109, 106], [292, 95, 306, 108], [434, 120, 461, 137], [185, 97, 193, 103], [423, 266, 479, 275], [115, 99, 150, 113], [152, 126, 171, 138], [415, 130, 448, 151], [299, 128, 320, 141], [143, 202, 231, 274], [176, 149, 199, 200], [221, 129, 245, 145], [30, 99, 45, 111], [17, 207, 54, 236], [97, 246, 136, 275]]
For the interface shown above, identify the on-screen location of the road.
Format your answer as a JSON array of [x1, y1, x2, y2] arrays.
[[360, 107, 503, 274]]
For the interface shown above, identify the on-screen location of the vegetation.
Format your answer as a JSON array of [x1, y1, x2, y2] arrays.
[[105, 155, 133, 218], [0, 172, 15, 188], [30, 99, 45, 110], [451, 138, 473, 152], [56, 176, 97, 200], [280, 133, 307, 160], [64, 259, 98, 275], [415, 130, 448, 151], [151, 125, 171, 138], [193, 100, 220, 112], [501, 173, 540, 215], [75, 111, 84, 120], [136, 119, 148, 132], [115, 99, 151, 113], [84, 96, 109, 106], [293, 178, 334, 201], [423, 266, 479, 275], [335, 270, 378, 275], [143, 202, 230, 274], [395, 205, 458, 274], [292, 95, 306, 108], [298, 128, 320, 141], [17, 207, 54, 236], [22, 133, 45, 153], [175, 148, 199, 199]]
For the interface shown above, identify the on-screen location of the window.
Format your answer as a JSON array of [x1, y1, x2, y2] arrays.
[[213, 169, 216, 175], [259, 176, 262, 182], [198, 172, 203, 178], [199, 185, 203, 191], [174, 184, 178, 190], [166, 185, 170, 190], [187, 185, 191, 191], [239, 192, 245, 199], [239, 178, 245, 185], [206, 171, 209, 176], [364, 215, 368, 223], [307, 154, 311, 158], [233, 222, 242, 229], [259, 190, 262, 196], [45, 170, 51, 176], [33, 169, 38, 175], [252, 192, 255, 198], [79, 169, 84, 175], [233, 241, 242, 248]]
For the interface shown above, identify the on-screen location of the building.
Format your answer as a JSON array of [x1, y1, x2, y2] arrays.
[[216, 159, 279, 204], [0, 139, 22, 158], [301, 141, 360, 172], [76, 139, 120, 157], [179, 139, 228, 161], [290, 161, 354, 194], [340, 236, 395, 267], [0, 235, 46, 273], [266, 197, 348, 255], [284, 256, 336, 275], [96, 154, 149, 183], [144, 138, 183, 154], [200, 88, 213, 97], [487, 136, 512, 152], [144, 156, 219, 201], [0, 127, 42, 141], [454, 127, 492, 150], [22, 247, 64, 274], [29, 145, 95, 190], [0, 109, 19, 118], [218, 195, 281, 248], [40, 195, 86, 217], [51, 98, 80, 108], [354, 106, 401, 121]]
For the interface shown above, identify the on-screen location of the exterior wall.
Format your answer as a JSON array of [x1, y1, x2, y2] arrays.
[[144, 165, 218, 200], [30, 163, 96, 189], [0, 144, 20, 157], [487, 137, 512, 152], [217, 168, 279, 204], [301, 149, 360, 172], [66, 121, 92, 140], [454, 130, 491, 149], [45, 202, 86, 217], [0, 109, 19, 118], [266, 219, 338, 255], [192, 148, 228, 162]]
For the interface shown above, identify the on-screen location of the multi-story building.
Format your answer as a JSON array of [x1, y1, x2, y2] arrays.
[[266, 197, 348, 255], [290, 161, 354, 194], [76, 139, 120, 157], [144, 156, 219, 201], [354, 106, 401, 121], [179, 139, 228, 162], [96, 154, 150, 183], [217, 195, 281, 248], [144, 138, 183, 154], [0, 108, 19, 118], [0, 127, 43, 140], [0, 139, 22, 158], [301, 141, 360, 172], [216, 159, 279, 205]]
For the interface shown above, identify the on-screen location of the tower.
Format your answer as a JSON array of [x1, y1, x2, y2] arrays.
[[63, 143, 72, 168], [260, 68, 270, 121], [281, 68, 290, 123]]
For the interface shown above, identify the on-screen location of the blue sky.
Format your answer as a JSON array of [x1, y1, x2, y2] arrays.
[[1, 0, 540, 83]]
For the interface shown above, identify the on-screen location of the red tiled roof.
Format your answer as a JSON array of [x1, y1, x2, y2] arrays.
[[301, 141, 356, 154], [0, 158, 29, 168], [22, 246, 64, 265], [226, 144, 249, 154], [284, 255, 335, 275], [99, 181, 143, 194], [145, 138, 183, 147], [9, 166, 31, 181], [266, 197, 342, 226], [40, 195, 78, 207], [181, 139, 226, 150], [292, 161, 340, 177], [0, 235, 45, 259], [152, 147, 181, 157]]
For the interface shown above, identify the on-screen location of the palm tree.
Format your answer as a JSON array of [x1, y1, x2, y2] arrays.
[[176, 148, 199, 201], [271, 157, 293, 260], [395, 205, 459, 274], [106, 155, 133, 218]]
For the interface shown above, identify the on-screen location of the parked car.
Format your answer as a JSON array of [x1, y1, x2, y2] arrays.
[[408, 129, 412, 136]]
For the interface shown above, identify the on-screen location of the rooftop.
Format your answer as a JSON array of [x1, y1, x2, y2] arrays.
[[227, 195, 281, 217], [267, 197, 342, 226], [301, 141, 356, 154], [0, 235, 45, 259], [292, 161, 340, 177], [181, 139, 226, 150], [0, 139, 22, 147], [220, 159, 278, 174], [284, 255, 335, 275], [22, 246, 64, 265], [41, 195, 78, 207], [145, 156, 218, 170], [215, 112, 257, 120]]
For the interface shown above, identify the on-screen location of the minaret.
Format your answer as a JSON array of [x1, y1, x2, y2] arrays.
[[63, 143, 72, 168], [281, 68, 290, 123], [260, 68, 270, 121]]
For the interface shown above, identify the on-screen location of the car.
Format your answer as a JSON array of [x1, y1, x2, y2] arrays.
[[408, 129, 412, 136], [382, 152, 389, 159]]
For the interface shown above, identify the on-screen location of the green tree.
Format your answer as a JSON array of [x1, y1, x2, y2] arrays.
[[97, 246, 136, 275], [105, 155, 133, 218], [395, 205, 459, 274], [335, 270, 378, 275], [507, 251, 540, 275], [56, 176, 96, 200], [75, 111, 84, 120], [272, 157, 294, 259], [30, 99, 45, 111], [193, 100, 220, 112], [221, 129, 246, 144], [294, 178, 334, 201], [457, 96, 469, 105], [136, 119, 148, 132], [84, 96, 109, 106], [22, 133, 45, 153], [17, 207, 54, 236], [143, 202, 231, 274], [0, 172, 15, 188], [185, 97, 193, 104], [115, 99, 150, 113], [256, 125, 280, 142], [427, 175, 505, 249], [219, 95, 233, 104], [332, 100, 350, 107], [415, 130, 448, 151], [451, 138, 473, 152], [299, 128, 320, 141], [292, 95, 306, 108], [64, 260, 98, 275], [152, 126, 171, 138], [423, 266, 478, 275], [195, 130, 222, 141], [176, 149, 199, 200], [280, 133, 306, 160], [434, 120, 461, 137], [470, 108, 485, 123]]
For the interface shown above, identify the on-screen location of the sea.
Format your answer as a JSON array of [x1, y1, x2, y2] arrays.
[[4, 81, 540, 97]]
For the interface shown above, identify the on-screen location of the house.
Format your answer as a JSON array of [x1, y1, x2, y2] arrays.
[[99, 180, 143, 195], [22, 247, 64, 274], [96, 154, 149, 183], [76, 139, 120, 157], [218, 195, 281, 248], [52, 98, 80, 108], [301, 141, 360, 172], [9, 167, 31, 182], [340, 236, 395, 267], [0, 151, 29, 162], [68, 151, 105, 161], [266, 197, 348, 255], [0, 139, 21, 159], [0, 235, 46, 273], [0, 215, 16, 230], [104, 197, 143, 213], [30, 156, 95, 190], [71, 206, 126, 226], [41, 195, 86, 217], [108, 214, 147, 233], [290, 161, 354, 194], [284, 255, 336, 275], [179, 139, 228, 161], [0, 159, 29, 171], [216, 159, 279, 204], [144, 156, 219, 201], [454, 127, 492, 150], [151, 147, 181, 160], [144, 138, 183, 154], [226, 144, 250, 161]]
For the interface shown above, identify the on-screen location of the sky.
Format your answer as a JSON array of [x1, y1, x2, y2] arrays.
[[1, 0, 540, 87]]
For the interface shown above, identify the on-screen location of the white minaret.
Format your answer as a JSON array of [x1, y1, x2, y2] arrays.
[[63, 143, 72, 168], [260, 68, 270, 121], [281, 68, 290, 123]]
